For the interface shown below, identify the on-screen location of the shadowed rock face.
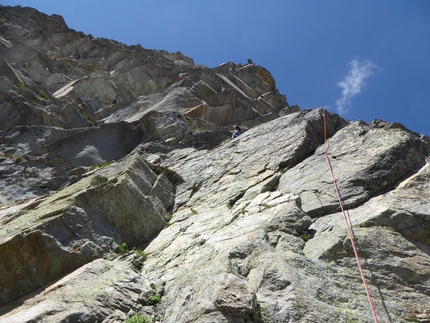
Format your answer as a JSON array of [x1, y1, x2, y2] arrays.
[[0, 153, 174, 308], [0, 3, 295, 205], [1, 5, 430, 323]]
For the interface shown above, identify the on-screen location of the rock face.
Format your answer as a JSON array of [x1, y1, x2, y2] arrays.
[[0, 4, 294, 205], [0, 153, 174, 308], [0, 5, 429, 323]]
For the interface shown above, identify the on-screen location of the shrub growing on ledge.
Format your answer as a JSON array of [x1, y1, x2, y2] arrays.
[[116, 242, 129, 254]]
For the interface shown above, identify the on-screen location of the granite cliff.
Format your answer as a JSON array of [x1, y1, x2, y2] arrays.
[[0, 5, 429, 323]]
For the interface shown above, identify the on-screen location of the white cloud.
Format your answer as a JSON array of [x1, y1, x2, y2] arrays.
[[336, 59, 378, 114]]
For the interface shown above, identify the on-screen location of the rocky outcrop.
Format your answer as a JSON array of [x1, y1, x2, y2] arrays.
[[0, 258, 147, 323], [0, 152, 174, 307], [0, 4, 294, 205], [0, 5, 429, 323], [136, 111, 429, 323]]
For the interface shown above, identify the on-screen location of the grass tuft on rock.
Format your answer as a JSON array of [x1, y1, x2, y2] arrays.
[[86, 161, 112, 173], [125, 314, 149, 323]]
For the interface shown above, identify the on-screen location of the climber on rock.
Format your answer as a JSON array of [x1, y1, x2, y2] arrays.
[[231, 125, 241, 138]]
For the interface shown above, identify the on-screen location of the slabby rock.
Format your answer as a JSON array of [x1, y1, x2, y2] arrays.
[[0, 153, 174, 307], [136, 111, 429, 322], [0, 5, 429, 323], [0, 258, 146, 323], [278, 120, 428, 216]]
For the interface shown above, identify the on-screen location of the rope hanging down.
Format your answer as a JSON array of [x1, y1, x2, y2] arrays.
[[321, 108, 379, 323]]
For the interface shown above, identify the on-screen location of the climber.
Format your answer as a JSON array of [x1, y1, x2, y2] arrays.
[[231, 125, 241, 139]]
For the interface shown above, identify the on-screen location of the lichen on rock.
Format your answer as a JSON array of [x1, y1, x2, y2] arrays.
[[0, 5, 429, 323]]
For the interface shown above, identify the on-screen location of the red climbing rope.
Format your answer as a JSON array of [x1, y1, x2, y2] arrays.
[[321, 108, 379, 323]]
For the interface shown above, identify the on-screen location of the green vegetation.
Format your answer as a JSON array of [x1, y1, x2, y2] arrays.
[[34, 87, 50, 102], [143, 159, 184, 185], [238, 202, 250, 215], [142, 283, 162, 306], [164, 213, 174, 227], [11, 76, 50, 103], [86, 161, 112, 173], [116, 242, 129, 254], [147, 293, 161, 305], [334, 308, 360, 323], [5, 153, 25, 164], [72, 98, 95, 126], [249, 302, 274, 323], [131, 248, 148, 271], [190, 208, 198, 215], [300, 233, 311, 242], [125, 314, 149, 323], [135, 248, 148, 261], [300, 229, 315, 242]]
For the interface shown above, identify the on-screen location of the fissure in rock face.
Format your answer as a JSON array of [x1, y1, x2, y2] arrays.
[[0, 5, 429, 323]]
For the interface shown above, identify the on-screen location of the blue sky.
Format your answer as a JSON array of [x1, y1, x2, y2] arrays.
[[2, 0, 429, 136]]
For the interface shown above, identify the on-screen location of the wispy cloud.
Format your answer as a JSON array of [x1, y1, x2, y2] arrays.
[[336, 59, 378, 114]]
